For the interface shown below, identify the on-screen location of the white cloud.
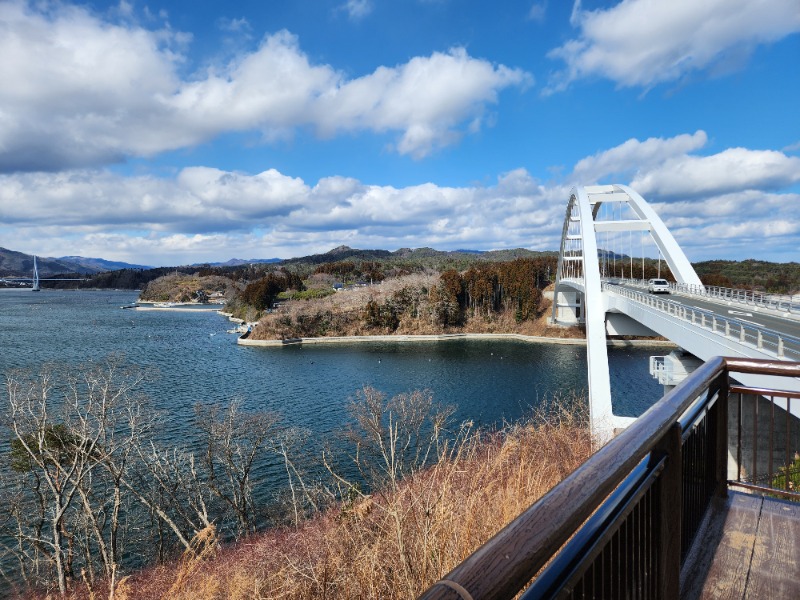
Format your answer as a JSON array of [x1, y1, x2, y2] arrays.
[[568, 131, 800, 201], [528, 2, 547, 22], [571, 131, 708, 183], [341, 0, 373, 21], [632, 148, 800, 199], [547, 0, 800, 92], [0, 2, 530, 172], [651, 191, 800, 261], [314, 47, 532, 158], [0, 0, 185, 170], [562, 133, 800, 261]]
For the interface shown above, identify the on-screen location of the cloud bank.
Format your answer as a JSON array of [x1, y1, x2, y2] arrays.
[[2, 132, 798, 265]]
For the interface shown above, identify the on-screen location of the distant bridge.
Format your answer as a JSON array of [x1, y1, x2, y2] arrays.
[[1, 256, 87, 290], [551, 184, 800, 439]]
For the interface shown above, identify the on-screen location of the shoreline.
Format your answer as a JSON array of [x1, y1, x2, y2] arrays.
[[135, 306, 222, 312], [238, 332, 676, 348]]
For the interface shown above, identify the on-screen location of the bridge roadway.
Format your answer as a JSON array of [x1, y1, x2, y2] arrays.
[[612, 281, 800, 341], [600, 281, 800, 418]]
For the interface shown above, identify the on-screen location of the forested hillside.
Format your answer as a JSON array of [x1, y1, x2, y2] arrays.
[[5, 244, 798, 297], [246, 257, 566, 340], [693, 259, 800, 293]]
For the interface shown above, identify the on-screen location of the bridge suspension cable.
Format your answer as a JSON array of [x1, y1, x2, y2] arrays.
[[551, 185, 702, 440]]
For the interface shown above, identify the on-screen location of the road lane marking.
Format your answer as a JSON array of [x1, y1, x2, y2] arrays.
[[734, 318, 763, 327], [728, 310, 753, 317]]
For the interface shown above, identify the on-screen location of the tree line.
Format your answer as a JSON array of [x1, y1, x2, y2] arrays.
[[239, 268, 305, 311], [363, 257, 557, 331]]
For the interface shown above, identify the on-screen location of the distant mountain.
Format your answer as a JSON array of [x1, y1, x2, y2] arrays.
[[0, 247, 151, 277], [278, 246, 555, 269], [597, 249, 630, 261], [1, 247, 84, 277], [58, 256, 153, 272], [281, 246, 392, 266], [197, 258, 282, 267]]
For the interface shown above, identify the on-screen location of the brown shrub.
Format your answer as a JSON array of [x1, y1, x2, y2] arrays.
[[54, 397, 591, 600]]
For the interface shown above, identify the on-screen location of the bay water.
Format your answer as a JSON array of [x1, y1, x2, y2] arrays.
[[0, 287, 676, 564], [1, 289, 670, 437]]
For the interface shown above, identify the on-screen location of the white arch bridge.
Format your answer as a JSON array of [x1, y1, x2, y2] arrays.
[[551, 184, 800, 440]]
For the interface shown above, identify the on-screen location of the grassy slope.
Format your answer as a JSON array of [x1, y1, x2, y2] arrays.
[[47, 401, 591, 600]]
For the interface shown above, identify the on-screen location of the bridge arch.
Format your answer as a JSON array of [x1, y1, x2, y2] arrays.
[[551, 185, 702, 440]]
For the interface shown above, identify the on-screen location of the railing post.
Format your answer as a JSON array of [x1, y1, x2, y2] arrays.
[[654, 423, 682, 599], [725, 322, 730, 338], [740, 326, 745, 343], [778, 337, 784, 357], [758, 331, 763, 349], [713, 372, 730, 498]]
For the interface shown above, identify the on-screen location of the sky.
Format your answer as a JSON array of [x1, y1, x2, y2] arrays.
[[0, 0, 798, 267]]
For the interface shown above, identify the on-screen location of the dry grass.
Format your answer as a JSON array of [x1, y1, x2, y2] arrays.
[[57, 398, 592, 600], [250, 273, 584, 341]]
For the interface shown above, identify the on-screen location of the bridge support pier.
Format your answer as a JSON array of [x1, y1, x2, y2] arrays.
[[553, 290, 582, 324], [649, 349, 702, 393]]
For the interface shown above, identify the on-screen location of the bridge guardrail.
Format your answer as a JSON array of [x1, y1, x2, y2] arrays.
[[623, 278, 798, 314], [604, 282, 800, 361], [649, 355, 668, 385], [696, 285, 798, 314]]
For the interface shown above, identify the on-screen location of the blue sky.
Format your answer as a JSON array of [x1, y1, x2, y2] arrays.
[[0, 0, 798, 266]]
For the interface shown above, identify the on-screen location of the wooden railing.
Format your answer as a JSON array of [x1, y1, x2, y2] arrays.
[[730, 384, 800, 500], [418, 358, 800, 600]]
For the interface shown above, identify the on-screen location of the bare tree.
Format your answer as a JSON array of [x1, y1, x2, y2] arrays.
[[1, 359, 305, 596], [324, 386, 457, 596], [195, 400, 282, 535], [2, 358, 149, 595], [340, 387, 455, 493]]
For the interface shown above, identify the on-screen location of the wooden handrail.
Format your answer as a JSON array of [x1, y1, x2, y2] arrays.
[[418, 357, 800, 600], [723, 357, 800, 377]]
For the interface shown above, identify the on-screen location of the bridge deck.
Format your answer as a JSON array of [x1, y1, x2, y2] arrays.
[[681, 491, 800, 599]]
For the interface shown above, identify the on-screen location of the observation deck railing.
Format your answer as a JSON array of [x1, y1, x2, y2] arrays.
[[418, 358, 800, 600], [605, 282, 800, 361]]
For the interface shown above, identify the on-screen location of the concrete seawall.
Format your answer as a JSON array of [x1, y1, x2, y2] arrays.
[[238, 332, 675, 348]]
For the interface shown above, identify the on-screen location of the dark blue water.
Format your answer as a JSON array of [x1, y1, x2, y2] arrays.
[[0, 289, 670, 434]]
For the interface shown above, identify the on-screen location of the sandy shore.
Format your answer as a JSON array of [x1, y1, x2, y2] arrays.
[[135, 306, 222, 312], [134, 301, 224, 312]]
